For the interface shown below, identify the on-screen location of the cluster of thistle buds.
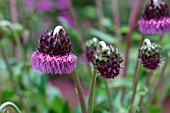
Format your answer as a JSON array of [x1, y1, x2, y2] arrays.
[[85, 39, 123, 79], [139, 39, 162, 70]]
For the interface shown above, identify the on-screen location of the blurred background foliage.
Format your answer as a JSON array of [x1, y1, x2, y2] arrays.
[[0, 0, 170, 113]]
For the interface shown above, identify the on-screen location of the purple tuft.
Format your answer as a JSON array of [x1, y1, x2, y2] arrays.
[[138, 17, 170, 34], [31, 51, 77, 74], [138, 0, 170, 34]]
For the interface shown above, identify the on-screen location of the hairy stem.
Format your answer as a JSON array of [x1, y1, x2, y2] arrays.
[[143, 52, 169, 113], [128, 35, 144, 113], [88, 69, 97, 113], [135, 71, 152, 113], [0, 102, 21, 113], [72, 70, 87, 113], [121, 0, 144, 102], [105, 80, 114, 113], [128, 59, 141, 113]]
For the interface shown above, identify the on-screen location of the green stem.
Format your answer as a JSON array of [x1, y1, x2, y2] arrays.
[[88, 69, 97, 113], [12, 30, 25, 61], [135, 71, 152, 113], [128, 59, 141, 113], [72, 70, 87, 113], [24, 70, 42, 113], [143, 52, 169, 113], [0, 102, 21, 113], [1, 47, 16, 87], [105, 80, 114, 113]]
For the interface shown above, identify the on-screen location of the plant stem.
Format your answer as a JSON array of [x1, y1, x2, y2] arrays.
[[128, 59, 141, 113], [112, 0, 121, 42], [121, 0, 144, 102], [1, 48, 16, 87], [24, 70, 42, 113], [87, 63, 93, 77], [0, 78, 1, 101], [135, 71, 152, 113], [95, 0, 105, 32], [143, 52, 169, 113], [0, 102, 21, 113], [72, 70, 87, 113], [157, 34, 163, 43], [9, 0, 18, 23], [12, 30, 25, 60], [128, 34, 145, 113], [69, 0, 84, 52], [88, 69, 97, 113], [105, 80, 114, 113], [157, 71, 170, 105]]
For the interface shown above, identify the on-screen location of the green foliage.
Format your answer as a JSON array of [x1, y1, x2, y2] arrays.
[[0, 0, 170, 113]]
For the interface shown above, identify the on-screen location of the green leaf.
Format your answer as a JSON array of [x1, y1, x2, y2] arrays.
[[148, 105, 161, 113], [108, 77, 132, 89], [89, 29, 118, 45], [63, 102, 71, 113]]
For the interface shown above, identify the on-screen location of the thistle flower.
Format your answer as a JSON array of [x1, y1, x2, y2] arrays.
[[85, 38, 99, 62], [138, 0, 170, 34], [93, 41, 123, 79], [139, 39, 162, 70], [31, 26, 77, 74]]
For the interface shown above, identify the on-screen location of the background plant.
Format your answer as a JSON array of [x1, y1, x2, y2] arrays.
[[0, 0, 170, 113]]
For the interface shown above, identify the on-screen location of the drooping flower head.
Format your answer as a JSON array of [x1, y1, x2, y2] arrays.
[[138, 0, 170, 34], [93, 41, 123, 79], [139, 39, 162, 70], [85, 38, 99, 62], [31, 26, 77, 74]]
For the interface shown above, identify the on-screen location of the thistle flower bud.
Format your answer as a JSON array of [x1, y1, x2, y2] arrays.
[[38, 27, 72, 56], [93, 41, 123, 79], [139, 39, 162, 70], [138, 0, 170, 34], [31, 26, 77, 74], [85, 38, 99, 62]]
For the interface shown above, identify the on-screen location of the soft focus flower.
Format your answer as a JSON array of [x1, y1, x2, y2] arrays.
[[58, 11, 74, 28], [37, 0, 55, 12], [139, 39, 162, 70], [93, 41, 123, 79], [31, 26, 77, 74], [138, 0, 170, 34], [85, 38, 99, 62]]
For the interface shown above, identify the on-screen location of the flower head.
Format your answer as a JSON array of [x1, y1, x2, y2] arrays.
[[31, 26, 77, 74], [93, 41, 123, 79], [85, 38, 99, 62], [138, 0, 170, 34], [139, 39, 162, 70]]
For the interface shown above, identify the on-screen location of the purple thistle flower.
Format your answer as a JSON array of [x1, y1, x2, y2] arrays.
[[37, 0, 55, 12], [139, 39, 162, 70], [138, 0, 170, 34], [93, 41, 123, 79], [31, 26, 77, 74], [85, 38, 99, 62]]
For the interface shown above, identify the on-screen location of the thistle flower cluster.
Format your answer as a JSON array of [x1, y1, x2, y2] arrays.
[[92, 41, 123, 79], [139, 39, 162, 70], [31, 26, 77, 74], [138, 0, 170, 34], [85, 38, 99, 62]]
